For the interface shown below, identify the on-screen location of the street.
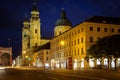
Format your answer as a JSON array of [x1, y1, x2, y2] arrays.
[[0, 67, 120, 80]]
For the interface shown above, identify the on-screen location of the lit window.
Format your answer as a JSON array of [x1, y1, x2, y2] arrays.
[[97, 59, 101, 65], [111, 59, 115, 68], [81, 58, 84, 68], [104, 58, 108, 66], [89, 59, 94, 68]]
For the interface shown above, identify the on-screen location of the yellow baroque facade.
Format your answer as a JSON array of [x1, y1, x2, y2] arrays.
[[51, 16, 120, 69]]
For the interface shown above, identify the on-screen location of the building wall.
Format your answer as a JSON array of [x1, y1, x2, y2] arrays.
[[50, 21, 120, 69], [33, 49, 51, 68]]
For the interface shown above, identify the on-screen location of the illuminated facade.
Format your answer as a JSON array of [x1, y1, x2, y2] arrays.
[[0, 47, 12, 66], [33, 43, 51, 68], [51, 16, 120, 69], [22, 1, 49, 65]]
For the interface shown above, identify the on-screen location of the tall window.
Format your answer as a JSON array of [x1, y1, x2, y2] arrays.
[[104, 28, 107, 32], [46, 51, 48, 55], [81, 28, 84, 32], [72, 41, 73, 46], [90, 26, 93, 31], [35, 43, 37, 46], [90, 37, 93, 43], [81, 48, 83, 54], [74, 49, 76, 56], [46, 57, 48, 61], [78, 39, 79, 44], [75, 31, 76, 35], [35, 29, 37, 33], [72, 33, 73, 36], [28, 43, 30, 48], [81, 37, 83, 43], [97, 27, 100, 32]]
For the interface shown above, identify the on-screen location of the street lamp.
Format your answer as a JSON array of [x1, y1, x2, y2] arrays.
[[60, 41, 65, 45], [25, 55, 28, 58]]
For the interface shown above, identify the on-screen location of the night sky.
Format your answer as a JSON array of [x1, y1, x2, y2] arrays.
[[0, 0, 120, 59]]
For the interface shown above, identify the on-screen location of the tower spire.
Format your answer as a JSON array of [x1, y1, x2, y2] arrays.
[[33, 0, 36, 5], [61, 8, 66, 18]]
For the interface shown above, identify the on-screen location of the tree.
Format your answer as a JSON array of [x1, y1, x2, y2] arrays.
[[87, 34, 120, 69]]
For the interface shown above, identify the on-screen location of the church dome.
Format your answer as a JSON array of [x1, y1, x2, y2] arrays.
[[55, 9, 72, 26]]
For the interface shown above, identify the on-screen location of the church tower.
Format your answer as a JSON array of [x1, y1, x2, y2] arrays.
[[22, 0, 41, 51], [54, 8, 72, 36], [30, 0, 41, 47], [22, 0, 41, 65]]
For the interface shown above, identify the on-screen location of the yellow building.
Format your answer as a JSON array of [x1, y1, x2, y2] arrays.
[[21, 1, 120, 69], [51, 16, 120, 69], [33, 42, 51, 68], [22, 1, 49, 66]]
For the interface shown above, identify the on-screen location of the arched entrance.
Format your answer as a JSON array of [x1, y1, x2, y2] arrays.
[[1, 53, 10, 66]]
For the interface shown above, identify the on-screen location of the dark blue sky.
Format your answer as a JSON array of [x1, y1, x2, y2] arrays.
[[0, 0, 120, 59]]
